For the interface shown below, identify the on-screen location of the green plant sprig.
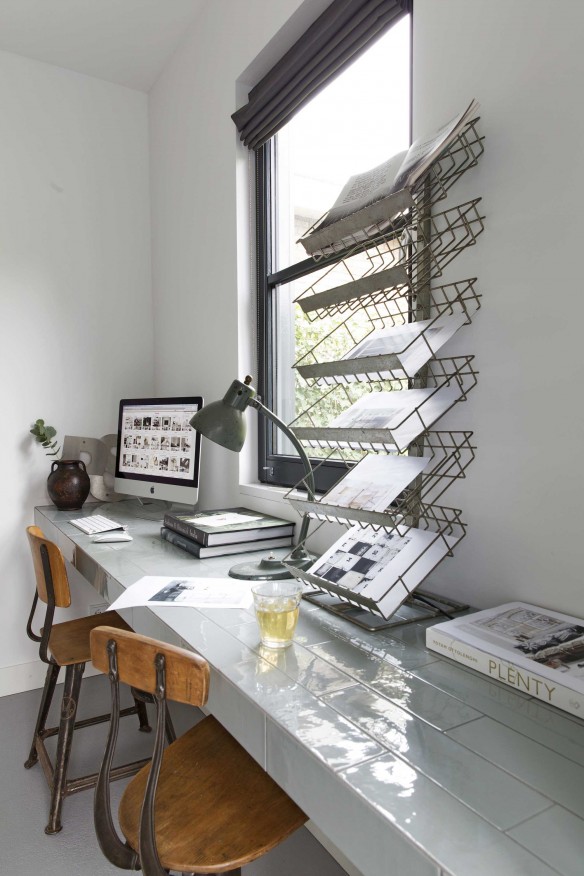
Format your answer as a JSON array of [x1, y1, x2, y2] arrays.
[[30, 419, 61, 457]]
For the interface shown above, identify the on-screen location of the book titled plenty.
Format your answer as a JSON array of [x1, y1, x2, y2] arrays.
[[426, 602, 584, 718], [163, 507, 295, 546]]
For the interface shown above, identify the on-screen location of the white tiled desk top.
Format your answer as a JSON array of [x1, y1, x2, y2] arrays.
[[35, 504, 584, 876]]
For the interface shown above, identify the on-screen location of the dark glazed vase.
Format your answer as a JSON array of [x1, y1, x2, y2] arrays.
[[47, 459, 91, 511]]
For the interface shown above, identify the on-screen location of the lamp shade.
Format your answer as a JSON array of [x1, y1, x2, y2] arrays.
[[189, 400, 246, 452]]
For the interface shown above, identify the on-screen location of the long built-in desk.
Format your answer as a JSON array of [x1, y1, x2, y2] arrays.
[[35, 503, 584, 876]]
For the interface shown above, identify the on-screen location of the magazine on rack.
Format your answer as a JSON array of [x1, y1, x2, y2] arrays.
[[308, 524, 458, 619], [319, 453, 431, 514], [338, 312, 468, 381], [299, 99, 479, 255], [326, 385, 459, 452], [426, 602, 584, 717]]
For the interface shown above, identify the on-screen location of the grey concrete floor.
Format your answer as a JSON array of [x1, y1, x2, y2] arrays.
[[0, 673, 348, 875]]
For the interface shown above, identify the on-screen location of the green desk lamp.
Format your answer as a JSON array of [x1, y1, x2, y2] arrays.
[[189, 376, 316, 580]]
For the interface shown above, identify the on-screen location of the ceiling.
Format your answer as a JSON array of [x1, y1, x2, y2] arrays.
[[0, 0, 206, 92]]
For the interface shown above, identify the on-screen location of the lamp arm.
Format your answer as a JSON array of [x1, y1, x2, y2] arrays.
[[249, 398, 314, 551]]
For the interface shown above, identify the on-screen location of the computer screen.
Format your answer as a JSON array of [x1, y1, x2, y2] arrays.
[[114, 397, 203, 507]]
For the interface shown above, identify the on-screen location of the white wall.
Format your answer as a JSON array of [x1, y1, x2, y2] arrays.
[[0, 51, 152, 694], [411, 0, 584, 614], [151, 0, 584, 618], [148, 0, 330, 511]]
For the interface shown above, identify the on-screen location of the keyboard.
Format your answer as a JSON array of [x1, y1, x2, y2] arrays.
[[70, 514, 126, 535]]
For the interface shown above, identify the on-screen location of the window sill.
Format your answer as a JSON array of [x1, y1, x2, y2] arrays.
[[238, 481, 344, 554]]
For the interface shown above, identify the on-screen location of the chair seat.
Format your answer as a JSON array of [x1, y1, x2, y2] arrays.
[[119, 715, 306, 874], [48, 610, 132, 666]]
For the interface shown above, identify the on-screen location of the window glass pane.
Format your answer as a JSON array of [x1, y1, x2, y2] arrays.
[[269, 17, 410, 471], [274, 18, 411, 273]]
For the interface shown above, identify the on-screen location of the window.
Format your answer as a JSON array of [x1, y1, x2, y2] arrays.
[[255, 15, 411, 492]]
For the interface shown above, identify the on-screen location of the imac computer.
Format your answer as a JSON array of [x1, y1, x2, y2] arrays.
[[114, 396, 203, 513]]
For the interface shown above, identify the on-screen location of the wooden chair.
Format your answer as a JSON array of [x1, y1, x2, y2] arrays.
[[24, 525, 155, 835], [91, 625, 307, 875]]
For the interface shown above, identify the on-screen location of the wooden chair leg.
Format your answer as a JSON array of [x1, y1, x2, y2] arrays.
[[24, 662, 61, 769], [45, 662, 84, 835]]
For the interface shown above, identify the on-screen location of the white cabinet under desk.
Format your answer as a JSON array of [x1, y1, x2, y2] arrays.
[[35, 503, 584, 876]]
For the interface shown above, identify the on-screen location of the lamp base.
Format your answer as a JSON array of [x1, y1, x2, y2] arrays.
[[229, 552, 315, 581]]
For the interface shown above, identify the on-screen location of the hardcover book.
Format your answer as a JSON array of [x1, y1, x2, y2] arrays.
[[426, 602, 584, 718], [160, 526, 293, 559], [162, 507, 295, 546]]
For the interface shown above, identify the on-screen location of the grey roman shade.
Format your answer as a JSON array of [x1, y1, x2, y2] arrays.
[[232, 0, 412, 150]]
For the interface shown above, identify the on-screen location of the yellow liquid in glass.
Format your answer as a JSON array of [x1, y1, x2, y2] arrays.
[[255, 601, 300, 648]]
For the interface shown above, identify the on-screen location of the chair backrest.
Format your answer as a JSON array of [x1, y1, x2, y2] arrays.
[[26, 526, 72, 662], [90, 626, 210, 706], [26, 525, 71, 608], [90, 626, 210, 874]]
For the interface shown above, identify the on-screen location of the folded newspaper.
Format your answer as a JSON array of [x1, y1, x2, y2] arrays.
[[299, 99, 479, 256]]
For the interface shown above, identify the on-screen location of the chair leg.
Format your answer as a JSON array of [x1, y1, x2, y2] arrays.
[[165, 707, 177, 745], [130, 686, 176, 742], [134, 696, 152, 733], [24, 662, 61, 769], [45, 662, 84, 835]]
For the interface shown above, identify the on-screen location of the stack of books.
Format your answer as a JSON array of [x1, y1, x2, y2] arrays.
[[160, 507, 295, 559]]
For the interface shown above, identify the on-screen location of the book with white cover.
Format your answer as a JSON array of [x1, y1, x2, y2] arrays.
[[308, 523, 458, 619], [426, 602, 584, 717], [320, 453, 431, 513], [327, 385, 459, 452], [340, 312, 467, 380], [300, 99, 479, 255]]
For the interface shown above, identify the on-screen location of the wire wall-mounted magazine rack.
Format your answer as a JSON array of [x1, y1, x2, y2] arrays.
[[284, 107, 484, 629]]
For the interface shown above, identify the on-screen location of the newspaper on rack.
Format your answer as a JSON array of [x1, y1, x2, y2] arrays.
[[299, 99, 479, 256], [320, 453, 431, 513]]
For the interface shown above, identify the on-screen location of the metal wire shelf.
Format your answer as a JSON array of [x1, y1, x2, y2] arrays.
[[294, 278, 481, 386], [296, 201, 484, 325], [286, 430, 476, 515], [291, 355, 477, 454]]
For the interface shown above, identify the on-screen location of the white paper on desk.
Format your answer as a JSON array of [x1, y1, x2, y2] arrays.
[[109, 576, 254, 611]]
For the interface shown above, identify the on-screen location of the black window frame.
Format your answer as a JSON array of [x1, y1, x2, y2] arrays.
[[255, 13, 413, 495]]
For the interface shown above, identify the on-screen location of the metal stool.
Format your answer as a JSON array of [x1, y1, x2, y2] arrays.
[[91, 625, 307, 874], [24, 525, 153, 834]]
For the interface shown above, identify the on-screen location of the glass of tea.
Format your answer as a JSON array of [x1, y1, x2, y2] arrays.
[[251, 581, 303, 649]]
